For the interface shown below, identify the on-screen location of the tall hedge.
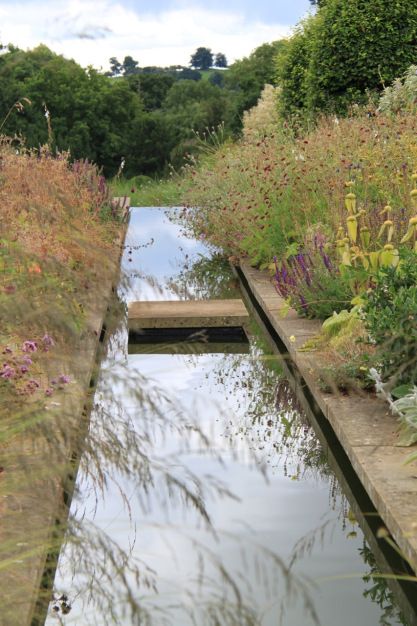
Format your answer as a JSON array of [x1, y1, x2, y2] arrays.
[[278, 0, 417, 116], [275, 20, 313, 119]]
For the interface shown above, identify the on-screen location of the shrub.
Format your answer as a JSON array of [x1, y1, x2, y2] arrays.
[[378, 65, 417, 115], [242, 85, 280, 142], [277, 0, 417, 116], [363, 249, 417, 388], [275, 18, 314, 120], [180, 110, 417, 267]]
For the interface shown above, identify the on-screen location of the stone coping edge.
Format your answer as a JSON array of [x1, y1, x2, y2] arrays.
[[10, 212, 130, 626], [239, 261, 417, 575]]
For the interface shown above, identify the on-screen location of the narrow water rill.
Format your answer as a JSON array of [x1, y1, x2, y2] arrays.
[[43, 208, 417, 626]]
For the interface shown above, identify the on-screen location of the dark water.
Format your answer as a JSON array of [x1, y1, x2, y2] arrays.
[[45, 208, 411, 626]]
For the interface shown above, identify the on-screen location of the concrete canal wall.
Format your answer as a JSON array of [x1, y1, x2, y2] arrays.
[[2, 201, 130, 626], [238, 261, 417, 577]]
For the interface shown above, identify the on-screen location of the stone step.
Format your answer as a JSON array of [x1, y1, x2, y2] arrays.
[[128, 299, 249, 330]]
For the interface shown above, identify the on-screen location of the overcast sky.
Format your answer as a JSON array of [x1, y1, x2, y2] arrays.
[[0, 0, 312, 71]]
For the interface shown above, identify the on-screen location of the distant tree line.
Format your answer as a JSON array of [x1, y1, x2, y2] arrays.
[[0, 42, 282, 177]]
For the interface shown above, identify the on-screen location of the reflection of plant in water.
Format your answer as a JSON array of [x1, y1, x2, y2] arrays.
[[205, 324, 336, 488], [360, 543, 408, 626], [39, 311, 321, 626], [166, 251, 240, 300]]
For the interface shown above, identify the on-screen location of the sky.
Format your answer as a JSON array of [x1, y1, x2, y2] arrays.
[[0, 0, 312, 71]]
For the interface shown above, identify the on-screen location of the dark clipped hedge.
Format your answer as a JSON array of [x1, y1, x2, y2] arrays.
[[277, 0, 417, 116]]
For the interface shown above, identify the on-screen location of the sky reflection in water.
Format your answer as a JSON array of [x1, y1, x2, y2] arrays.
[[47, 208, 406, 626]]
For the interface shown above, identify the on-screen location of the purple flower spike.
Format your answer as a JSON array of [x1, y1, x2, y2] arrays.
[[45, 388, 54, 397], [58, 375, 70, 384], [322, 252, 332, 271], [3, 347, 12, 354], [20, 365, 29, 374], [22, 356, 33, 365]]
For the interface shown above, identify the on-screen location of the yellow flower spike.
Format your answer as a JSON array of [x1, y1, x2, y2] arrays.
[[360, 226, 370, 248], [411, 172, 417, 188], [379, 244, 399, 268], [342, 250, 352, 265], [336, 240, 346, 259], [369, 251, 380, 271], [379, 204, 392, 217], [336, 226, 345, 239], [377, 219, 392, 239], [346, 215, 358, 242], [382, 219, 394, 242], [345, 180, 355, 188], [411, 189, 417, 209], [345, 192, 356, 214], [400, 216, 417, 243]]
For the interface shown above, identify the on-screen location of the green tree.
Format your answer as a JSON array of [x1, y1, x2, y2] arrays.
[[275, 22, 311, 118], [307, 0, 417, 113], [214, 52, 228, 68], [127, 72, 175, 111], [225, 41, 286, 128], [177, 67, 202, 81], [279, 0, 417, 116], [0, 45, 145, 175], [209, 71, 225, 87], [108, 56, 122, 76], [190, 47, 213, 70], [122, 55, 140, 76]]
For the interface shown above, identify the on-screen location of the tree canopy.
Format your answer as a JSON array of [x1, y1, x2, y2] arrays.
[[190, 47, 213, 70], [214, 53, 228, 68], [0, 40, 285, 177]]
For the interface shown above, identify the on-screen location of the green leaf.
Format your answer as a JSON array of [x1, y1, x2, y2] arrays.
[[391, 384, 414, 399]]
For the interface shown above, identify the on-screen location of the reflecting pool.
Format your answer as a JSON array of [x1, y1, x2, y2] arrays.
[[45, 208, 412, 626]]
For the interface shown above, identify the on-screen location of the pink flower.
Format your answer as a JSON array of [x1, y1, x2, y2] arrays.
[[22, 356, 33, 365], [45, 388, 54, 396], [1, 365, 16, 379], [42, 334, 55, 349], [20, 365, 29, 374], [22, 341, 37, 353], [58, 375, 70, 384]]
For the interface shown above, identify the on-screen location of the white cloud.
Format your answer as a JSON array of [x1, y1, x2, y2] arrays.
[[0, 0, 291, 70]]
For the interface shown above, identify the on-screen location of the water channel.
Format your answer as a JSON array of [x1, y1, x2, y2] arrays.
[[44, 207, 416, 626]]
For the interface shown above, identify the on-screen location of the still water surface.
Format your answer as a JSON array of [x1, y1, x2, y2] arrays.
[[46, 208, 408, 626]]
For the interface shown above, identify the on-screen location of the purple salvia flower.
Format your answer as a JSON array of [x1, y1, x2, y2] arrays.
[[299, 294, 308, 310], [321, 252, 332, 271]]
